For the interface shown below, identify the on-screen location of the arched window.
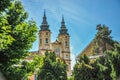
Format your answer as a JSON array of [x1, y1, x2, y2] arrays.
[[40, 39, 42, 43], [45, 38, 48, 43], [66, 54, 69, 58], [54, 48, 60, 56], [65, 36, 67, 38], [65, 41, 68, 46], [46, 32, 48, 35], [66, 64, 69, 71]]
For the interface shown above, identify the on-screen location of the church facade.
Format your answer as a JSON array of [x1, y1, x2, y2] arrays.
[[38, 11, 71, 77]]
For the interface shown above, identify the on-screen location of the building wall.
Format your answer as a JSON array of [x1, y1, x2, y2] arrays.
[[58, 34, 71, 77], [38, 32, 71, 77], [38, 12, 71, 77], [39, 30, 51, 55], [51, 42, 62, 57], [79, 38, 114, 57]]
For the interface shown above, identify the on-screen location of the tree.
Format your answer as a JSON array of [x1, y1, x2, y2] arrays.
[[0, 0, 14, 50], [0, 14, 14, 50], [73, 54, 116, 80], [73, 55, 95, 80], [1, 55, 44, 80], [0, 0, 10, 11], [78, 54, 90, 64], [91, 57, 116, 80], [96, 24, 112, 40], [73, 25, 118, 80], [0, 0, 37, 65], [105, 42, 120, 78], [37, 51, 67, 80], [94, 24, 114, 54], [0, 0, 37, 79], [73, 62, 93, 80]]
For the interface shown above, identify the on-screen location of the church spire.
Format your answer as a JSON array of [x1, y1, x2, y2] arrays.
[[40, 10, 50, 31], [61, 15, 66, 28], [59, 16, 69, 35], [44, 9, 46, 17], [62, 15, 65, 25], [42, 9, 48, 24]]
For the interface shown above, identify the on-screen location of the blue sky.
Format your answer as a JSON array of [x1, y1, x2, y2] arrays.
[[21, 0, 120, 69]]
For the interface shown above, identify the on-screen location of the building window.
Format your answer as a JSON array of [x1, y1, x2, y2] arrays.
[[65, 41, 68, 46], [67, 64, 69, 71], [40, 39, 42, 43], [45, 38, 48, 43], [66, 54, 69, 58], [54, 48, 60, 56], [66, 54, 69, 59], [46, 32, 48, 35]]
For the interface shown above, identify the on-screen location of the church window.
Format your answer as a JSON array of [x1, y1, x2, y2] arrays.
[[65, 41, 68, 46], [66, 54, 69, 58], [40, 39, 42, 43], [46, 32, 48, 35], [67, 64, 69, 71], [54, 48, 60, 56], [45, 38, 48, 43]]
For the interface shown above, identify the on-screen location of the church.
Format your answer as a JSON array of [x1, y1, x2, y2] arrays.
[[35, 10, 71, 77]]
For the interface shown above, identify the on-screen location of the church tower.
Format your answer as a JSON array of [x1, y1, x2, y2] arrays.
[[38, 11, 71, 77], [38, 10, 51, 55], [58, 16, 71, 77]]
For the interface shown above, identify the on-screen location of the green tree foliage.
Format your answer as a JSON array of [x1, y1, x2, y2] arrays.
[[69, 75, 74, 80], [73, 55, 95, 80], [73, 54, 117, 80], [78, 54, 90, 64], [0, 0, 10, 11], [105, 43, 120, 78], [92, 57, 116, 80], [0, 0, 14, 50], [0, 15, 14, 50], [93, 24, 114, 53], [74, 62, 93, 80], [2, 55, 44, 80], [0, 0, 37, 65], [73, 25, 119, 80], [37, 51, 67, 80], [96, 24, 112, 40], [0, 0, 37, 79]]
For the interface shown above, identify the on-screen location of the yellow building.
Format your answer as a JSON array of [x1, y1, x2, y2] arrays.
[[38, 10, 71, 77]]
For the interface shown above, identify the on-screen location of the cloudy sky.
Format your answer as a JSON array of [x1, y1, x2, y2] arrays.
[[21, 0, 120, 69]]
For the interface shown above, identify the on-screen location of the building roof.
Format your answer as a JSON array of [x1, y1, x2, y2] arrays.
[[78, 37, 114, 58], [40, 10, 50, 31], [52, 39, 61, 45], [59, 16, 69, 35], [25, 51, 39, 60], [78, 39, 95, 57]]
